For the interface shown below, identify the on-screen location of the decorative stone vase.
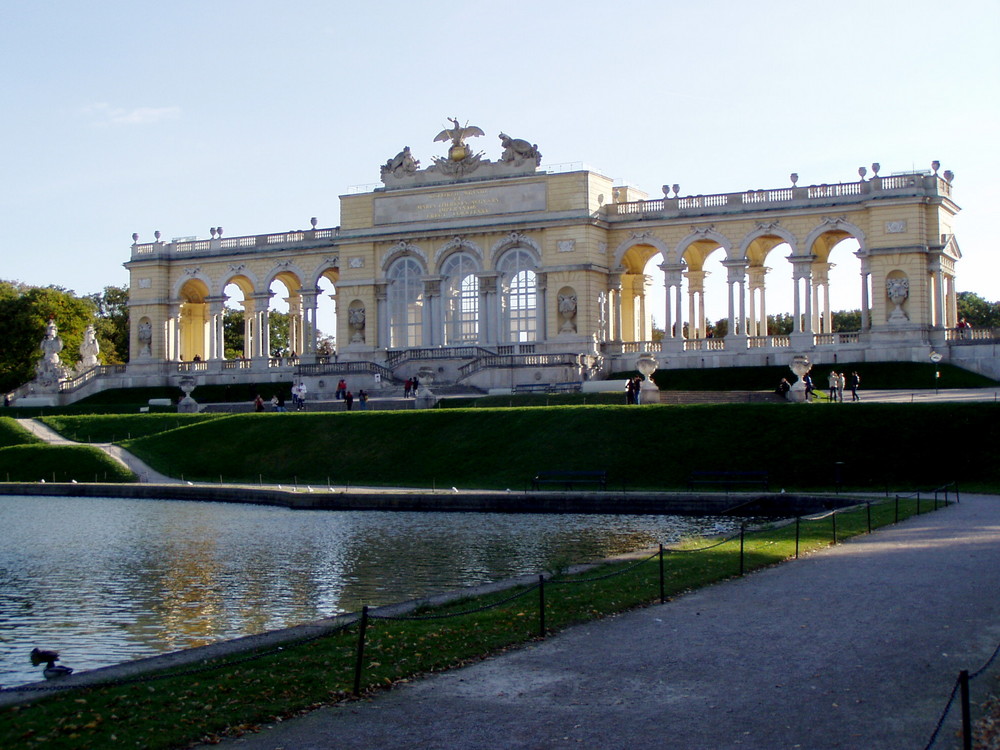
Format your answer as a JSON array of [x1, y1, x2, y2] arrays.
[[886, 277, 910, 323], [787, 354, 812, 403], [636, 352, 660, 405], [414, 366, 438, 410], [177, 375, 199, 413]]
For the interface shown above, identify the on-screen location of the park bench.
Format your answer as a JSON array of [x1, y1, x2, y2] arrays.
[[688, 470, 769, 492], [532, 470, 608, 491]]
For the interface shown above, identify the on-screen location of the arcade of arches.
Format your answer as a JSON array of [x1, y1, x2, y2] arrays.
[[125, 140, 963, 391]]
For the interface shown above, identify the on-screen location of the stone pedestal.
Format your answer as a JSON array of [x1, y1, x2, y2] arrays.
[[176, 375, 200, 413], [787, 354, 812, 403], [636, 352, 661, 406], [414, 366, 438, 409]]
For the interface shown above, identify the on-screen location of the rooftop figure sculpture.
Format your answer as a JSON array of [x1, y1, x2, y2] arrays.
[[434, 117, 485, 162]]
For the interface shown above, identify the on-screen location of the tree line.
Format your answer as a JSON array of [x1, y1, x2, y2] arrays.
[[0, 281, 337, 393]]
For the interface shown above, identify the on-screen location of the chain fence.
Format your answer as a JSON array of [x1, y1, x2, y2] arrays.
[[4, 479, 971, 750]]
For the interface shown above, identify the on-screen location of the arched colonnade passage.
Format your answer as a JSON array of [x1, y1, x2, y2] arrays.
[[162, 250, 342, 364], [614, 219, 880, 349]]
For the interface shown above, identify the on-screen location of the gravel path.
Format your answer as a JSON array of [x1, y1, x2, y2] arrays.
[[17, 418, 181, 484], [204, 493, 1000, 750]]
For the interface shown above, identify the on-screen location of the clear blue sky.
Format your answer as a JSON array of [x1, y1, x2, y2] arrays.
[[2, 1, 997, 323]]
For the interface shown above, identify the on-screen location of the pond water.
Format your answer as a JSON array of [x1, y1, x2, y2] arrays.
[[0, 495, 741, 688]]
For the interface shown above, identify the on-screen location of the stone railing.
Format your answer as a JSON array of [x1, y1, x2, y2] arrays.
[[59, 364, 128, 393], [946, 326, 1000, 343], [385, 345, 497, 367], [458, 352, 579, 379], [607, 172, 951, 219], [131, 227, 339, 259]]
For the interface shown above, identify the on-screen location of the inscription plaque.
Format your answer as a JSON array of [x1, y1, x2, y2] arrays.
[[374, 182, 546, 225]]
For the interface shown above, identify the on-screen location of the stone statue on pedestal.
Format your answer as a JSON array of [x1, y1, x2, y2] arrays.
[[76, 324, 101, 373], [34, 318, 69, 392]]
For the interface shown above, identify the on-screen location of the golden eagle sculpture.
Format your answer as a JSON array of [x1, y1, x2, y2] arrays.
[[434, 117, 485, 161]]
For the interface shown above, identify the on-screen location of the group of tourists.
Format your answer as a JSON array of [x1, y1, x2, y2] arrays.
[[774, 371, 860, 401], [826, 371, 861, 402], [403, 377, 420, 398], [624, 375, 644, 404]]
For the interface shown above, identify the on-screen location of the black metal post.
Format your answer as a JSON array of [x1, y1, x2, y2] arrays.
[[894, 495, 899, 523], [739, 524, 746, 576], [658, 544, 665, 604], [538, 575, 546, 637], [794, 517, 800, 559], [832, 511, 837, 545], [353, 606, 369, 696], [866, 502, 871, 534], [960, 669, 972, 750], [917, 492, 921, 515]]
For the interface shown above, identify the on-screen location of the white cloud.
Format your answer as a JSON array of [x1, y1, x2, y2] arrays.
[[80, 103, 181, 126]]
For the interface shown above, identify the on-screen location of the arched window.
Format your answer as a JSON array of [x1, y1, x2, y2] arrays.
[[441, 252, 480, 344], [497, 248, 537, 342], [387, 257, 423, 347]]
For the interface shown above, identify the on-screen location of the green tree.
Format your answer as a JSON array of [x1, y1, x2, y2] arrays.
[[831, 309, 862, 332], [222, 308, 291, 359], [957, 291, 1000, 328], [223, 308, 246, 359], [0, 281, 96, 392], [88, 285, 129, 364], [269, 311, 290, 356], [767, 313, 793, 335]]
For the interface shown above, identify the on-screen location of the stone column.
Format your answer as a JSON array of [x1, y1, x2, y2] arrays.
[[169, 304, 182, 361], [633, 275, 648, 342], [686, 270, 706, 338], [747, 265, 769, 337], [248, 293, 272, 360], [722, 260, 747, 342], [206, 296, 226, 360], [422, 278, 442, 347], [858, 256, 871, 332], [536, 272, 547, 343], [610, 273, 623, 343], [789, 256, 815, 334], [375, 283, 389, 349], [299, 288, 319, 355], [285, 295, 303, 354], [660, 263, 686, 344], [930, 258, 945, 328], [945, 273, 958, 328]]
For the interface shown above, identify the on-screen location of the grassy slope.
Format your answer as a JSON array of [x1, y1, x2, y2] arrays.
[[118, 404, 1000, 491], [0, 444, 135, 482], [39, 413, 224, 443], [0, 416, 43, 447]]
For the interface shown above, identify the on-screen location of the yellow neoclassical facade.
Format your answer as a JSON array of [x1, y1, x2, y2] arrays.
[[121, 123, 966, 395]]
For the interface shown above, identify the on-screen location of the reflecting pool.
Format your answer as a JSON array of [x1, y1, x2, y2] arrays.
[[0, 495, 740, 687]]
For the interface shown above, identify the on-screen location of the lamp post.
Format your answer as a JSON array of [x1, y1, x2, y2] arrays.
[[930, 351, 942, 395]]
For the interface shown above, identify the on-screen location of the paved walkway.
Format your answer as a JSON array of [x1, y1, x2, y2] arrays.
[[16, 419, 181, 484], [203, 494, 1000, 750]]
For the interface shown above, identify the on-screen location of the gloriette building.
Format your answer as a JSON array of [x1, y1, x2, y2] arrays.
[[76, 121, 995, 399]]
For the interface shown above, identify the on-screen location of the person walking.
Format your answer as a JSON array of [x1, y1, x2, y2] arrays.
[[254, 394, 265, 412], [344, 391, 354, 411], [358, 389, 368, 410], [849, 371, 861, 401]]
